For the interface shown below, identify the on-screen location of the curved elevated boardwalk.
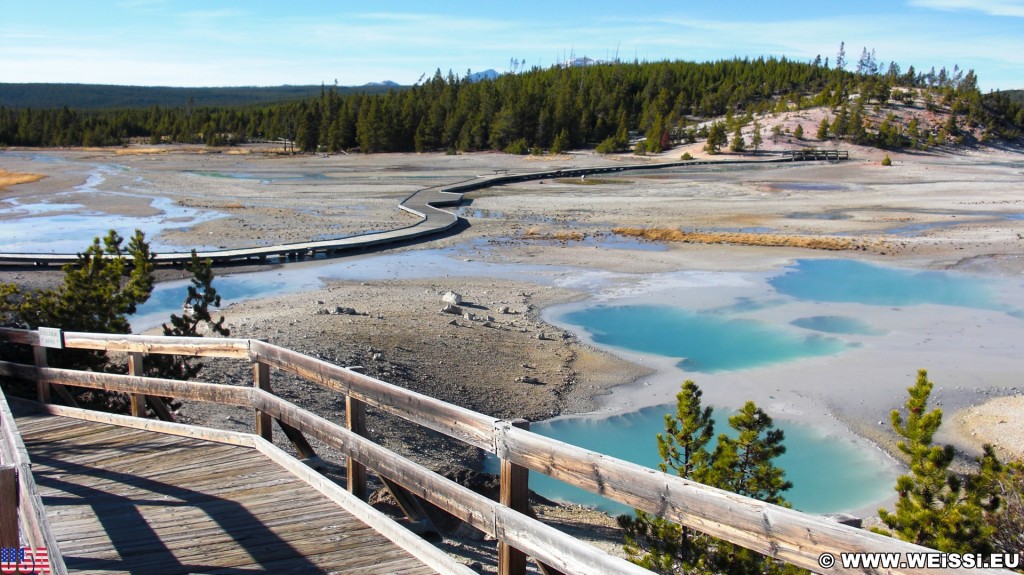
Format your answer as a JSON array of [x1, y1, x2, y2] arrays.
[[0, 154, 846, 268]]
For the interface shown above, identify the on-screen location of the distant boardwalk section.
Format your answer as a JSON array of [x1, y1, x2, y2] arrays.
[[0, 154, 847, 268], [783, 148, 849, 161]]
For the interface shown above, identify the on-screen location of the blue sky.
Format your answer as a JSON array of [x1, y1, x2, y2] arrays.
[[2, 1, 1021, 90]]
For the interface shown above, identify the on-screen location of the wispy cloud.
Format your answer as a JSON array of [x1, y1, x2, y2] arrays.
[[908, 0, 1024, 17], [1, 4, 1020, 89]]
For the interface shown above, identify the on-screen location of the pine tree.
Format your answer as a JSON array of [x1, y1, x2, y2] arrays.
[[875, 370, 1002, 553], [1, 230, 154, 372], [704, 121, 727, 154], [657, 381, 715, 479], [729, 125, 746, 152], [793, 123, 804, 140], [817, 118, 830, 140], [147, 250, 230, 381], [620, 381, 796, 575], [991, 461, 1024, 558], [647, 114, 666, 153], [550, 128, 570, 154], [750, 120, 763, 153], [711, 402, 792, 504]]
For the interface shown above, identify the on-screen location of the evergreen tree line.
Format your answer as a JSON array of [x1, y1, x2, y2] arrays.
[[2, 57, 1021, 151]]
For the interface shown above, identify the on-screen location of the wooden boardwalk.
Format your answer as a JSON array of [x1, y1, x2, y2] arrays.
[[6, 327, 997, 575], [13, 407, 445, 575]]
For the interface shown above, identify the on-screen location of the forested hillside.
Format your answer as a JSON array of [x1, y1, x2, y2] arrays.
[[0, 83, 398, 110], [1, 57, 1021, 152]]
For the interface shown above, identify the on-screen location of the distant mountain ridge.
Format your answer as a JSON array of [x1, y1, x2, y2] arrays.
[[0, 82, 406, 110], [467, 69, 500, 82]]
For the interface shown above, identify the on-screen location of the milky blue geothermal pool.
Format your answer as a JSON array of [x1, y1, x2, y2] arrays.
[[560, 305, 849, 373], [499, 408, 896, 516], [532, 258, 1020, 514], [133, 254, 1023, 515]]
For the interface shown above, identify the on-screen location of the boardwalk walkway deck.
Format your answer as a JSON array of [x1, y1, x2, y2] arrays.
[[13, 405, 447, 575]]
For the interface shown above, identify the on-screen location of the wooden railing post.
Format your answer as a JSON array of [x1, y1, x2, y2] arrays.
[[345, 395, 367, 500], [498, 418, 530, 575], [254, 361, 272, 441], [128, 352, 146, 417], [0, 465, 17, 549], [32, 346, 49, 403], [342, 367, 432, 531]]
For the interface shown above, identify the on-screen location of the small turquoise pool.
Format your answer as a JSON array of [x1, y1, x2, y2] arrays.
[[561, 305, 848, 373], [486, 406, 895, 516], [768, 259, 1001, 309]]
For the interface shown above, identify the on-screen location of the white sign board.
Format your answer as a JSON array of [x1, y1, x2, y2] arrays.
[[38, 327, 63, 349]]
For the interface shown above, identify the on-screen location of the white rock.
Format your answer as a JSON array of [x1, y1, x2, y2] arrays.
[[441, 304, 463, 315]]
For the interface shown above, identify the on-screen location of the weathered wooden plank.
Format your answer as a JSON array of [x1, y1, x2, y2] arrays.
[[32, 346, 50, 403], [128, 352, 146, 417], [250, 340, 498, 451], [17, 413, 435, 575], [254, 391, 651, 575], [146, 395, 176, 421], [3, 410, 87, 437], [45, 475, 312, 533], [51, 473, 303, 520], [0, 327, 36, 346], [21, 449, 268, 501], [53, 495, 356, 550], [0, 361, 255, 408], [57, 501, 433, 573], [61, 332, 251, 358], [0, 398, 32, 467], [0, 465, 17, 548], [498, 419, 530, 575], [254, 360, 272, 441], [0, 395, 68, 574], [12, 400, 255, 449], [274, 418, 318, 460], [253, 437, 477, 575], [379, 475, 438, 534], [16, 464, 68, 574], [346, 395, 368, 499]]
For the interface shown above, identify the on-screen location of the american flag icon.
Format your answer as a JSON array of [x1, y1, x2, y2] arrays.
[[0, 547, 50, 574]]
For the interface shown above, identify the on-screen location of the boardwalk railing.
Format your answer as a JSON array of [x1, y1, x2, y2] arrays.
[[0, 327, 1011, 575], [782, 148, 849, 161], [0, 386, 68, 574]]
